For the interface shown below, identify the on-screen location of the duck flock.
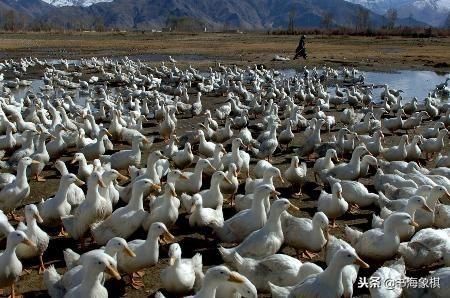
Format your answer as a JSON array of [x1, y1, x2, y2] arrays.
[[0, 56, 450, 298]]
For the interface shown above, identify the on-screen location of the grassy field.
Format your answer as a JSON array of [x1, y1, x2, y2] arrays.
[[0, 32, 449, 71]]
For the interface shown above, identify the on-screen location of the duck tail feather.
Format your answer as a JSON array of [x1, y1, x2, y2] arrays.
[[218, 245, 234, 263], [344, 226, 362, 246], [44, 265, 65, 298]]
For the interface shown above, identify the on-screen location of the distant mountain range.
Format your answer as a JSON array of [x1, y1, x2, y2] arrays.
[[346, 0, 450, 27], [42, 0, 113, 7], [0, 0, 430, 30]]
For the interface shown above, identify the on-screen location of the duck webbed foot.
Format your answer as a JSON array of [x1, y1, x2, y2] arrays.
[[301, 250, 319, 260]]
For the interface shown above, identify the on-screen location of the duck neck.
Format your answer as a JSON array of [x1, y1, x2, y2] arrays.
[[81, 267, 103, 291], [86, 182, 101, 203], [264, 208, 283, 234], [311, 221, 326, 244], [210, 176, 222, 195], [316, 258, 346, 290], [232, 144, 241, 160], [262, 174, 274, 185], [56, 181, 71, 204], [129, 186, 145, 210], [104, 245, 118, 258], [404, 203, 418, 218], [79, 157, 89, 170], [426, 193, 440, 209], [383, 222, 401, 239], [196, 276, 220, 298], [131, 139, 141, 153], [349, 152, 362, 168], [36, 135, 46, 152], [192, 165, 205, 183], [145, 231, 161, 260], [4, 241, 19, 259], [145, 157, 159, 180], [24, 135, 34, 150], [26, 216, 38, 233], [252, 195, 268, 224], [16, 162, 29, 187]]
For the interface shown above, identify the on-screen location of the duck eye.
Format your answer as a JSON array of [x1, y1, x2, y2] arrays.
[[347, 254, 352, 257]]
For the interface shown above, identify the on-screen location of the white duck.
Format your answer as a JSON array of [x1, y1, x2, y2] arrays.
[[173, 142, 194, 169], [192, 265, 250, 298], [326, 146, 369, 180], [327, 176, 378, 208], [398, 227, 450, 268], [219, 199, 298, 260], [420, 128, 448, 159], [44, 253, 121, 298], [318, 182, 348, 227], [182, 171, 231, 210], [369, 258, 406, 298], [16, 204, 49, 273], [38, 174, 84, 233], [188, 194, 224, 228], [54, 160, 86, 209], [0, 231, 35, 298], [313, 148, 338, 184], [284, 156, 307, 197], [91, 179, 159, 245], [380, 134, 408, 162], [117, 222, 174, 289], [80, 128, 112, 160], [142, 182, 179, 230], [345, 212, 418, 261], [212, 185, 279, 242], [245, 166, 284, 195], [0, 210, 14, 241], [71, 152, 94, 181], [282, 211, 329, 258], [269, 248, 369, 298], [173, 159, 214, 195], [62, 172, 110, 242], [224, 251, 319, 292], [160, 243, 203, 295], [0, 157, 38, 219]]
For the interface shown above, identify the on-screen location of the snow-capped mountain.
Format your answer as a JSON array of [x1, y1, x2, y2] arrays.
[[346, 0, 450, 26], [41, 0, 113, 7]]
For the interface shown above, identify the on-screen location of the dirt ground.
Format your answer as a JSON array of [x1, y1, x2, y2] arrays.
[[0, 33, 449, 298], [0, 32, 450, 72]]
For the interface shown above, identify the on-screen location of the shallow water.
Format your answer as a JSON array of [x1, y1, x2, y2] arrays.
[[280, 69, 450, 103], [364, 70, 449, 102]]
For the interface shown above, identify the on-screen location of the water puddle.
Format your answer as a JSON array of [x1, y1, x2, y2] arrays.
[[279, 69, 449, 103]]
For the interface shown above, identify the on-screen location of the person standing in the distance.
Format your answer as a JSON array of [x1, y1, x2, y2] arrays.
[[294, 35, 308, 60]]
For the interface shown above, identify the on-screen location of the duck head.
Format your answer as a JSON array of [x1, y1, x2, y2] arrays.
[[313, 212, 330, 240], [85, 254, 121, 280], [407, 195, 432, 212], [105, 237, 136, 258], [7, 230, 35, 248], [149, 222, 175, 244], [334, 248, 369, 269], [168, 243, 182, 265], [24, 204, 43, 224]]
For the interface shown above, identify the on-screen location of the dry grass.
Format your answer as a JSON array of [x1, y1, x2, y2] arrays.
[[0, 32, 449, 71]]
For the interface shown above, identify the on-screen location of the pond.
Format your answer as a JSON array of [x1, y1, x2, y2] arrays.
[[364, 70, 449, 103], [279, 69, 450, 103]]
